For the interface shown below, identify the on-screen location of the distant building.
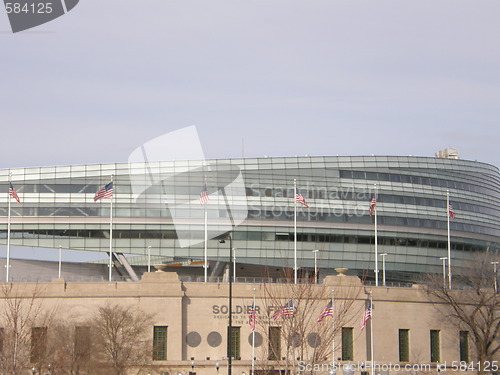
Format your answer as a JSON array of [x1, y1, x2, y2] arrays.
[[435, 148, 460, 159]]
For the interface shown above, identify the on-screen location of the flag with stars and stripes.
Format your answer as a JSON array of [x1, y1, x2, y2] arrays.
[[295, 187, 309, 208], [199, 184, 209, 205], [248, 303, 256, 332], [448, 204, 455, 220], [9, 183, 21, 204], [369, 197, 376, 216], [94, 182, 113, 201], [272, 300, 295, 321], [317, 299, 333, 322], [360, 301, 372, 330]]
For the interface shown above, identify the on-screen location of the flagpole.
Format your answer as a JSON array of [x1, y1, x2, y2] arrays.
[[294, 179, 297, 284], [203, 178, 208, 283], [204, 204, 208, 282], [109, 174, 114, 282], [369, 291, 375, 375], [374, 185, 379, 287], [6, 171, 12, 282], [331, 289, 335, 365], [252, 288, 256, 375], [447, 190, 452, 289]]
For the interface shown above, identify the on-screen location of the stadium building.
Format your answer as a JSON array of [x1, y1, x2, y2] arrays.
[[0, 153, 499, 374], [0, 154, 499, 283], [0, 270, 485, 375]]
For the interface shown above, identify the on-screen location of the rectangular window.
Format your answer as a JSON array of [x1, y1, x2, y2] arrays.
[[341, 327, 354, 361], [31, 327, 48, 363], [399, 329, 410, 362], [430, 330, 440, 362], [268, 327, 281, 360], [153, 326, 168, 361], [75, 326, 91, 362], [460, 331, 469, 362], [227, 326, 240, 360]]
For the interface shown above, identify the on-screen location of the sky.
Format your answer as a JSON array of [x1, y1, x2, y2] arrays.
[[1, 0, 499, 261]]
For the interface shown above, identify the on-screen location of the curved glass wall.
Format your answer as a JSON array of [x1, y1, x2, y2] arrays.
[[0, 156, 498, 280]]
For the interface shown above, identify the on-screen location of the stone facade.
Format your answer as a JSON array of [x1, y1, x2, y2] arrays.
[[0, 271, 484, 375]]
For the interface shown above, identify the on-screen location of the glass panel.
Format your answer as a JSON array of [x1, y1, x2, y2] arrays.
[[153, 326, 168, 361], [399, 329, 410, 362], [341, 327, 354, 361], [430, 330, 440, 362], [228, 326, 240, 360], [31, 326, 48, 363], [268, 327, 281, 361], [75, 326, 91, 362], [459, 331, 469, 362]]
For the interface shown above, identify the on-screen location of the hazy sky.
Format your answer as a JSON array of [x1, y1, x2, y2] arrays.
[[1, 1, 499, 261], [1, 0, 499, 169]]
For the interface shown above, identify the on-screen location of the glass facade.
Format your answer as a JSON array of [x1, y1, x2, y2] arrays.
[[0, 156, 499, 280]]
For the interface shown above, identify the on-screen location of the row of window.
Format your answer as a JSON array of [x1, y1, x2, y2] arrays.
[[5, 228, 494, 253], [275, 328, 470, 364], [3, 326, 468, 365], [194, 327, 470, 364], [1, 204, 498, 238], [247, 210, 499, 237], [0, 326, 90, 363], [338, 170, 499, 197], [247, 188, 499, 218], [2, 176, 499, 218], [271, 232, 488, 252]]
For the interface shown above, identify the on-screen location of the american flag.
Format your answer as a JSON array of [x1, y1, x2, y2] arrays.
[[199, 184, 209, 205], [94, 182, 113, 202], [368, 197, 376, 216], [448, 204, 455, 220], [272, 300, 295, 321], [295, 187, 309, 208], [9, 183, 21, 204], [360, 301, 372, 330], [248, 303, 256, 332], [317, 299, 333, 322]]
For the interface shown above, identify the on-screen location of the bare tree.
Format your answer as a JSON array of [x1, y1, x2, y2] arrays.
[[44, 322, 94, 375], [0, 283, 56, 375], [424, 252, 500, 373], [90, 303, 154, 375], [257, 270, 361, 375]]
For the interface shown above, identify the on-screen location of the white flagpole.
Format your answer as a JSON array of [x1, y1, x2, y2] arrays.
[[447, 190, 452, 289], [331, 289, 335, 365], [294, 179, 297, 284], [374, 185, 379, 287], [6, 171, 12, 282], [369, 291, 375, 375], [109, 175, 114, 282], [252, 287, 256, 375], [58, 245, 62, 279], [204, 175, 208, 283], [204, 200, 208, 283]]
